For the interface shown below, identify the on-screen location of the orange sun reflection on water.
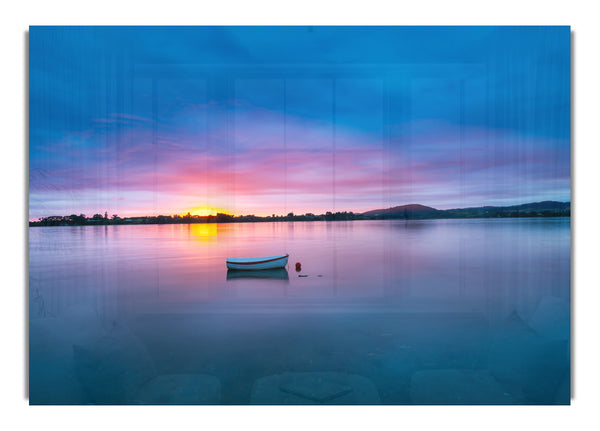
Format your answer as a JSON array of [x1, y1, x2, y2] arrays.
[[189, 223, 218, 242]]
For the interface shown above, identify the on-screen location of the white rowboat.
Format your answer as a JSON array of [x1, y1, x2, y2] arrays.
[[226, 254, 289, 270]]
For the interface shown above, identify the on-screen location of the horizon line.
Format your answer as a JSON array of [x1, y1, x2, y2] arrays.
[[28, 199, 571, 222]]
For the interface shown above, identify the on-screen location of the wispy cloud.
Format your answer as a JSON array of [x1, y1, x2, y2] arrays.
[[29, 109, 570, 218]]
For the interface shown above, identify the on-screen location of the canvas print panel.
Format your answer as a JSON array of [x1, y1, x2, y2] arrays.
[[29, 26, 570, 405]]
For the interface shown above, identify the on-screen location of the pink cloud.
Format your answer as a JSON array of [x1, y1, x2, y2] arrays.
[[30, 108, 570, 218]]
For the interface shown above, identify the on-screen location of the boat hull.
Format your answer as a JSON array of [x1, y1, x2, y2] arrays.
[[226, 254, 289, 270]]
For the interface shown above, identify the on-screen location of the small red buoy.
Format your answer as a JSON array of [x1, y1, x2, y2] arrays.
[[295, 262, 302, 272]]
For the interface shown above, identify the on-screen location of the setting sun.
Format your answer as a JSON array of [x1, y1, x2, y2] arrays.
[[185, 206, 232, 217]]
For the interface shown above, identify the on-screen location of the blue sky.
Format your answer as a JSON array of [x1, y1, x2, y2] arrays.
[[29, 26, 570, 218]]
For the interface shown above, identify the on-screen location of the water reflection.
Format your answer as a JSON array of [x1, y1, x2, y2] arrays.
[[189, 223, 218, 242], [227, 268, 289, 281], [29, 219, 570, 404]]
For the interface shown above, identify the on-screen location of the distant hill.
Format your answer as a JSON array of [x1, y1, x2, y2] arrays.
[[362, 204, 442, 218], [362, 201, 570, 219], [443, 201, 570, 218], [448, 201, 570, 212]]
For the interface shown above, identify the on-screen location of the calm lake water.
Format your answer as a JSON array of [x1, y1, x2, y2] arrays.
[[29, 218, 571, 405]]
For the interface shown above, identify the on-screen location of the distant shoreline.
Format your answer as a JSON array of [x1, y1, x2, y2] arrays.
[[29, 210, 570, 227], [29, 201, 570, 227]]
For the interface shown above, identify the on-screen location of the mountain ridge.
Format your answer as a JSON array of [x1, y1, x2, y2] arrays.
[[362, 201, 570, 219]]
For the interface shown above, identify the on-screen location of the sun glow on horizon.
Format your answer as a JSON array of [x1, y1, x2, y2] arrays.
[[184, 206, 232, 217]]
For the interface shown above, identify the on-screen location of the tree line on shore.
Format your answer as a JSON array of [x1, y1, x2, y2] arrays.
[[29, 205, 570, 227], [28, 211, 369, 226]]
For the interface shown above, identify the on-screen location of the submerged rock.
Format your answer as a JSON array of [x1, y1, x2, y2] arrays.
[[553, 373, 571, 405], [409, 369, 520, 405], [250, 372, 380, 405], [73, 323, 158, 404], [528, 296, 570, 341], [488, 310, 570, 404], [29, 305, 108, 404], [72, 322, 221, 404], [133, 374, 221, 405]]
